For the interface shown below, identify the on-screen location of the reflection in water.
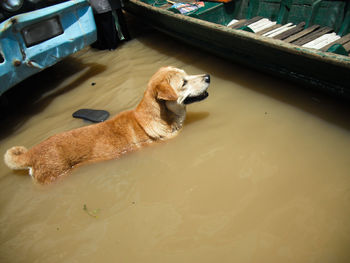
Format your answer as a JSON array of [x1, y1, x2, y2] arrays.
[[185, 111, 210, 125], [1, 17, 350, 263]]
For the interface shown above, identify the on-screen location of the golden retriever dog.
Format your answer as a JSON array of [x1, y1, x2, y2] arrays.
[[4, 66, 210, 184]]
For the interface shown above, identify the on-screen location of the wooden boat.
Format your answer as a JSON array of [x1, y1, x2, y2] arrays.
[[124, 0, 350, 99]]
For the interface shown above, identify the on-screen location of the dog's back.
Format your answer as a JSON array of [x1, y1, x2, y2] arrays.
[[4, 110, 153, 184]]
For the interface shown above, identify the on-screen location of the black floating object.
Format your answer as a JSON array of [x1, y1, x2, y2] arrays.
[[72, 109, 110, 123]]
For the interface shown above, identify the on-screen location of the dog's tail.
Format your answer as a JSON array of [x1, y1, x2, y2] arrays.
[[4, 146, 31, 170]]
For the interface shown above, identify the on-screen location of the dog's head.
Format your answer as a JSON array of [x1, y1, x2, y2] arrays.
[[137, 66, 210, 139], [149, 66, 210, 106]]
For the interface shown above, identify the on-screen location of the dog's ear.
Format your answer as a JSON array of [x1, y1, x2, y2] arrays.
[[157, 81, 178, 101]]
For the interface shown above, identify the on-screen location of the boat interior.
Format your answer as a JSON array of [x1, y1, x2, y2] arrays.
[[141, 0, 350, 56]]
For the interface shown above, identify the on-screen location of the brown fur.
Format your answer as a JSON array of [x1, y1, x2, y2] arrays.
[[4, 66, 210, 184]]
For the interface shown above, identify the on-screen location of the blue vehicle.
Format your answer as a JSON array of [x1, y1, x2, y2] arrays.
[[0, 0, 97, 96]]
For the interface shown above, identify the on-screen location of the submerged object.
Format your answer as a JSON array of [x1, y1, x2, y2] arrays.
[[125, 0, 350, 99], [72, 109, 110, 123]]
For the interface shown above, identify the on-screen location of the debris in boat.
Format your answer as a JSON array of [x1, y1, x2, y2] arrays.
[[168, 1, 204, 14], [83, 204, 100, 218], [72, 109, 110, 123]]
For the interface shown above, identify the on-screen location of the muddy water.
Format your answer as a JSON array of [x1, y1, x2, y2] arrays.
[[1, 20, 350, 263]]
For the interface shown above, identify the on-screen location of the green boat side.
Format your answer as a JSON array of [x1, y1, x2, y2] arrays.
[[124, 0, 350, 99]]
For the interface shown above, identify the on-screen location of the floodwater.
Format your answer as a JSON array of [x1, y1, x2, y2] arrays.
[[1, 18, 350, 263]]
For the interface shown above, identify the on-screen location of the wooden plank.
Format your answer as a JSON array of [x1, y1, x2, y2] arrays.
[[283, 24, 320, 43], [256, 24, 281, 35], [230, 16, 263, 29], [264, 23, 294, 37], [228, 19, 247, 29], [273, 22, 305, 40], [292, 27, 333, 46], [320, 33, 350, 51]]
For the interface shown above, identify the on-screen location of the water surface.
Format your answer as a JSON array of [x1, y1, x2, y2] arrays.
[[1, 19, 350, 263]]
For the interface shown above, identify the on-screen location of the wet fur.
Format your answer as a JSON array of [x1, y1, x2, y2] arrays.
[[4, 67, 210, 184]]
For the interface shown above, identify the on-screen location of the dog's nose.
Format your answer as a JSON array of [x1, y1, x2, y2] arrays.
[[204, 74, 210, 83]]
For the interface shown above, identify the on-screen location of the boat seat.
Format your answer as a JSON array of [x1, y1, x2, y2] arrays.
[[227, 17, 349, 56]]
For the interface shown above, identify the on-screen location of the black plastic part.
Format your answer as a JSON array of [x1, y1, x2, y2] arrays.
[[72, 109, 110, 123], [183, 91, 209, 105]]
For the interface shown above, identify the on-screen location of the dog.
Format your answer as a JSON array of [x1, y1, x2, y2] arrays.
[[4, 66, 210, 184]]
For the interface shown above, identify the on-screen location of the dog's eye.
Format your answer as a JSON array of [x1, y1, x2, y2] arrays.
[[182, 79, 188, 87]]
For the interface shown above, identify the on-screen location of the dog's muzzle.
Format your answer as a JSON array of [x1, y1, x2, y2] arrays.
[[183, 74, 210, 105]]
